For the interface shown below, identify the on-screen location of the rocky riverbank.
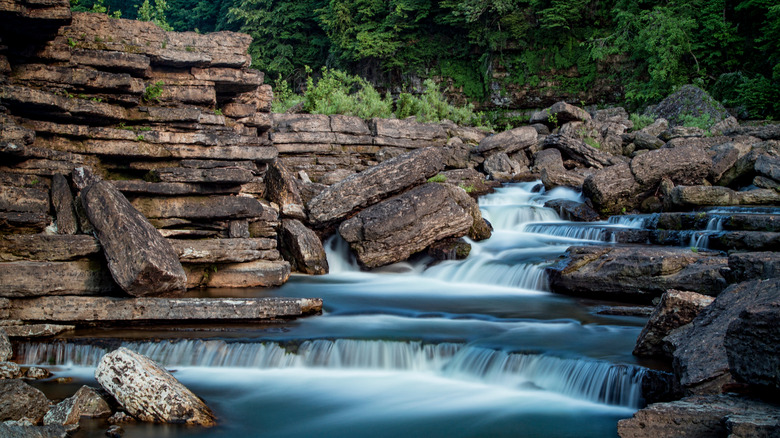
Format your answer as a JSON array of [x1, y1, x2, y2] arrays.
[[1, 0, 779, 436]]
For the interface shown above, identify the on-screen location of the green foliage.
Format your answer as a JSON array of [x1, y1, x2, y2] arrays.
[[427, 173, 447, 183], [272, 75, 305, 113], [583, 137, 600, 149], [629, 113, 655, 131], [302, 67, 393, 119], [214, 108, 223, 116], [137, 0, 173, 31], [71, 0, 122, 17], [545, 108, 558, 127], [142, 80, 164, 103], [679, 113, 714, 130], [394, 79, 487, 126], [459, 183, 476, 193]]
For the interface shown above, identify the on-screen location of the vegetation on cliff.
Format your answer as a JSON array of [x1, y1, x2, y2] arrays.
[[72, 0, 779, 119]]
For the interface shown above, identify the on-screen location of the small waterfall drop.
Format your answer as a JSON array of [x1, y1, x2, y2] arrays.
[[18, 339, 646, 408]]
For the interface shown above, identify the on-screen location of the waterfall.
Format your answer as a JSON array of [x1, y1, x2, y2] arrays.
[[689, 217, 725, 249], [18, 339, 645, 409]]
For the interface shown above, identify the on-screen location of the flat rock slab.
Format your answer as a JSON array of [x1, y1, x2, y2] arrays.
[[546, 246, 728, 303], [308, 147, 444, 226], [1, 323, 75, 338], [7, 296, 322, 323], [95, 347, 215, 426], [82, 180, 187, 297], [184, 260, 291, 288], [150, 167, 254, 184], [0, 234, 100, 262], [618, 394, 780, 438], [0, 260, 116, 298], [169, 238, 278, 264], [112, 180, 242, 196], [339, 183, 474, 268], [131, 195, 276, 221]]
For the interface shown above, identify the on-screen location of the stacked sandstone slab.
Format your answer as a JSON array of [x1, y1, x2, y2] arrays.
[[0, 4, 322, 324]]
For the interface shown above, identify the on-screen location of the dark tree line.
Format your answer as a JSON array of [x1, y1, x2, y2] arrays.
[[72, 0, 780, 118]]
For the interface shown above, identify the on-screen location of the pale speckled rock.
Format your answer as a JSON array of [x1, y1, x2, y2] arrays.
[[0, 329, 10, 362], [95, 348, 216, 426]]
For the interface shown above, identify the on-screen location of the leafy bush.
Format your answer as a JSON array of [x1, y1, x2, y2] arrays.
[[427, 174, 447, 183], [629, 114, 655, 131], [679, 113, 714, 130], [142, 80, 164, 103]]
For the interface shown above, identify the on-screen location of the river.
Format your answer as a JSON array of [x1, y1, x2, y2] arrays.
[[19, 182, 657, 437]]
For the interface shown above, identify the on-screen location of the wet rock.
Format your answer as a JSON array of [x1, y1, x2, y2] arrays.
[[25, 368, 50, 380], [0, 380, 50, 423], [0, 235, 101, 262], [648, 85, 729, 128], [547, 246, 728, 303], [0, 362, 22, 380], [530, 102, 592, 127], [725, 301, 780, 391], [279, 219, 328, 275], [0, 423, 67, 438], [105, 425, 124, 438], [308, 147, 444, 226], [339, 183, 474, 268], [0, 330, 10, 362], [108, 412, 135, 424], [43, 385, 111, 427], [543, 199, 600, 222], [727, 251, 780, 282], [633, 290, 714, 358], [475, 126, 537, 155], [666, 278, 780, 393], [82, 179, 187, 297], [95, 348, 216, 426], [618, 394, 780, 438], [582, 163, 640, 216], [0, 260, 116, 298], [427, 238, 471, 261]]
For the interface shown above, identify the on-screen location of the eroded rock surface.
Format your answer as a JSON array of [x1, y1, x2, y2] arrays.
[[633, 290, 714, 358]]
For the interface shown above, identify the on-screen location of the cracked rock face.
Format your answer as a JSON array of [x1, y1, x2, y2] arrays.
[[95, 347, 215, 427]]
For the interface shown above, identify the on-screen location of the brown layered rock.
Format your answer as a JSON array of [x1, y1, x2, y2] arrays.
[[82, 179, 187, 297], [95, 348, 216, 426], [542, 134, 620, 169], [279, 219, 328, 275], [50, 174, 78, 234], [7, 296, 321, 323], [265, 160, 306, 220], [0, 260, 116, 297], [170, 238, 278, 264], [149, 167, 254, 184], [308, 147, 444, 226], [546, 246, 728, 303], [0, 184, 49, 214], [2, 323, 75, 338], [669, 185, 780, 207], [0, 234, 100, 261], [43, 385, 111, 427], [630, 144, 711, 188], [130, 195, 276, 221], [618, 394, 780, 438], [475, 126, 537, 155], [530, 101, 591, 127], [0, 380, 51, 423], [582, 162, 640, 216], [633, 290, 714, 358], [482, 152, 525, 181], [543, 199, 600, 222], [666, 278, 780, 393], [370, 118, 448, 148], [184, 260, 290, 288], [339, 183, 474, 268]]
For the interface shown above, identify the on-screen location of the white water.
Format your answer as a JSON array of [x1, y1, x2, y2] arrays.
[[26, 182, 650, 438]]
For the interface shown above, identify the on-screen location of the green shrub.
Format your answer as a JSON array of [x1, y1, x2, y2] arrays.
[[427, 173, 447, 183], [629, 114, 655, 131], [584, 137, 601, 149], [679, 113, 714, 130], [142, 80, 164, 103]]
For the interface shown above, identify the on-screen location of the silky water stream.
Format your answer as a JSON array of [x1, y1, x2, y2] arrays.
[[19, 182, 657, 438]]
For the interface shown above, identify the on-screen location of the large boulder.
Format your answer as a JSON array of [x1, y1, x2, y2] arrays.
[[630, 144, 711, 189], [666, 278, 780, 393], [279, 219, 328, 275], [546, 246, 728, 303], [648, 85, 729, 128], [475, 126, 537, 155], [727, 251, 780, 282], [530, 101, 592, 127], [95, 347, 216, 426], [307, 147, 444, 226], [265, 160, 306, 220], [542, 134, 620, 169], [0, 380, 50, 423], [618, 394, 780, 438], [724, 300, 780, 391], [81, 178, 187, 297], [582, 162, 640, 216], [482, 152, 525, 181], [633, 290, 714, 358], [43, 385, 111, 427], [339, 183, 475, 268]]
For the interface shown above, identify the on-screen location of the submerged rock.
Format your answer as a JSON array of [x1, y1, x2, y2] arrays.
[[95, 347, 216, 427]]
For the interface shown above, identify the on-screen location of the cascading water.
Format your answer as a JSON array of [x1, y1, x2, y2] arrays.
[[23, 182, 652, 438]]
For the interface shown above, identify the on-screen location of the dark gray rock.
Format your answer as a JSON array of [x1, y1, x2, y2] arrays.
[[279, 219, 328, 275], [728, 251, 780, 282], [725, 300, 780, 391], [543, 199, 600, 222], [0, 423, 67, 438], [82, 180, 187, 297], [0, 380, 50, 423], [667, 278, 780, 393], [630, 144, 711, 189], [50, 175, 77, 235], [632, 132, 665, 150], [633, 290, 714, 358], [648, 85, 729, 128], [308, 147, 444, 226], [618, 394, 780, 438], [427, 238, 471, 261], [547, 246, 728, 303], [542, 134, 620, 169], [583, 163, 640, 216], [339, 183, 474, 268]]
